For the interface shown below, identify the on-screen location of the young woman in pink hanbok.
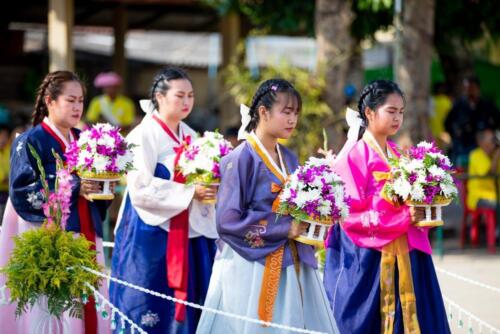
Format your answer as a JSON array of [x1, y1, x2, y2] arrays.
[[324, 80, 451, 334], [0, 71, 111, 333]]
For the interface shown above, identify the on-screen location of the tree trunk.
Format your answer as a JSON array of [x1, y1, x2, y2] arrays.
[[315, 0, 354, 151], [435, 37, 475, 98], [397, 0, 435, 146]]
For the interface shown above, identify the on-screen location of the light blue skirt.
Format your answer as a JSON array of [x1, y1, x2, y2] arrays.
[[196, 244, 339, 334]]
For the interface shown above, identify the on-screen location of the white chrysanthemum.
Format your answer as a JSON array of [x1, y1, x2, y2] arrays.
[[306, 157, 329, 167], [393, 178, 412, 200], [295, 188, 321, 208], [317, 201, 332, 216], [116, 150, 134, 171], [440, 182, 458, 198], [405, 159, 425, 172], [97, 133, 115, 148], [93, 155, 110, 172], [428, 165, 445, 178], [97, 123, 114, 132], [77, 149, 93, 167], [417, 171, 427, 184], [280, 187, 294, 202], [417, 141, 433, 149], [410, 184, 425, 201]]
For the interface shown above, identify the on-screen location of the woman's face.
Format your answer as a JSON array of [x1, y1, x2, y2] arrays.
[[365, 93, 404, 137], [156, 79, 194, 122], [258, 92, 300, 140], [46, 81, 84, 129]]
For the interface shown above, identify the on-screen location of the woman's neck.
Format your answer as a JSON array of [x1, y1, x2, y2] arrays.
[[47, 116, 71, 142], [366, 128, 388, 153], [158, 110, 180, 135], [255, 127, 278, 153]]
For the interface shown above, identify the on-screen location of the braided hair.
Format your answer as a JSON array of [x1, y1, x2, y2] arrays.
[[32, 71, 85, 126], [357, 79, 404, 137], [150, 67, 192, 110], [245, 78, 302, 132]]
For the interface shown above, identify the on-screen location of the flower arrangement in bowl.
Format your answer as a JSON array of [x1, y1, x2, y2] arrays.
[[177, 131, 233, 204], [277, 157, 350, 248], [0, 145, 101, 325], [65, 123, 135, 200], [383, 141, 458, 227]]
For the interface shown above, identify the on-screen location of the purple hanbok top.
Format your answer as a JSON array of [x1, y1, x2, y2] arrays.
[[216, 140, 317, 269]]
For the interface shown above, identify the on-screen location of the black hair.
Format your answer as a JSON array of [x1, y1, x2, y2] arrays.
[[464, 75, 480, 88], [223, 126, 239, 137], [150, 67, 192, 110], [245, 78, 302, 132], [33, 71, 85, 126], [357, 79, 404, 136]]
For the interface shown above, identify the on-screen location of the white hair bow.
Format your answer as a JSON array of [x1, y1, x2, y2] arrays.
[[238, 104, 251, 140], [333, 107, 363, 164], [139, 99, 156, 114]]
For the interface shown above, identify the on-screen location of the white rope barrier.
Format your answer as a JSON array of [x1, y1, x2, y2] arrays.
[[443, 295, 500, 334], [436, 267, 500, 295], [81, 266, 327, 334], [84, 282, 147, 334], [103, 241, 115, 248]]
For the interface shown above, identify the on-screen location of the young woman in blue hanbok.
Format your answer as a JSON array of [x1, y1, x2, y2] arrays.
[[323, 80, 451, 334], [0, 71, 111, 333], [109, 67, 218, 334], [196, 79, 338, 334]]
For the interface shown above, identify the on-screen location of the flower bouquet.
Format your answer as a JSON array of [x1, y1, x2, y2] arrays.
[[65, 123, 134, 200], [177, 131, 233, 204], [383, 141, 458, 227], [1, 145, 101, 330], [277, 157, 350, 247]]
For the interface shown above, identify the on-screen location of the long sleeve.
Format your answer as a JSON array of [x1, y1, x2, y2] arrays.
[[9, 134, 81, 223], [332, 142, 410, 249], [126, 121, 195, 226], [216, 147, 291, 262]]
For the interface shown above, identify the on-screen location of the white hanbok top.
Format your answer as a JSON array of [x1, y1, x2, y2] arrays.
[[116, 111, 217, 239]]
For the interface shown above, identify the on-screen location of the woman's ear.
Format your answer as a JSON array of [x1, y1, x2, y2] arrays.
[[365, 106, 374, 123], [258, 105, 268, 121], [44, 95, 53, 108]]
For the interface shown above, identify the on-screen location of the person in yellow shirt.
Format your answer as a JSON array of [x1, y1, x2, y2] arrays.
[[86, 71, 136, 133], [467, 128, 500, 210]]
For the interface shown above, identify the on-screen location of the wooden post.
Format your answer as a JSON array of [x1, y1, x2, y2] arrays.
[[219, 12, 241, 130], [113, 4, 127, 83], [48, 0, 74, 72]]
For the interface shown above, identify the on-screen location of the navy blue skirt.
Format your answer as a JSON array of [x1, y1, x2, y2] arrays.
[[110, 195, 216, 334], [324, 224, 451, 334]]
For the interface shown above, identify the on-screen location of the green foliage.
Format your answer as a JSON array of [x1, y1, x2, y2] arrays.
[[224, 54, 331, 162], [0, 143, 102, 318], [0, 224, 102, 318]]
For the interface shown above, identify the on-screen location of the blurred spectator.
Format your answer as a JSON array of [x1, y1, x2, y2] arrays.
[[467, 128, 500, 210], [445, 75, 499, 168], [429, 82, 452, 148], [0, 124, 11, 221], [224, 126, 241, 148], [86, 71, 136, 133]]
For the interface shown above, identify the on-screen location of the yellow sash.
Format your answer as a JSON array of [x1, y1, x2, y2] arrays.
[[363, 133, 421, 334]]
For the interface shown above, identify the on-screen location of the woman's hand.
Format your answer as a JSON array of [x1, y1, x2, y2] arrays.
[[194, 184, 218, 202], [79, 180, 101, 201], [288, 220, 308, 239]]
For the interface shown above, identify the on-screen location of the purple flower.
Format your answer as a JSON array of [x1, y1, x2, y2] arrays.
[[408, 173, 418, 185]]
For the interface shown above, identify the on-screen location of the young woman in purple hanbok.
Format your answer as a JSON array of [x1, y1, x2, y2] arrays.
[[196, 79, 338, 334]]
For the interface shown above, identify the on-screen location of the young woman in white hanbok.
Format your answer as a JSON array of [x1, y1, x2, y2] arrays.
[[109, 67, 218, 334]]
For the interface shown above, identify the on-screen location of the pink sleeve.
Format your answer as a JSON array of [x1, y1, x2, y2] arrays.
[[332, 142, 411, 250]]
